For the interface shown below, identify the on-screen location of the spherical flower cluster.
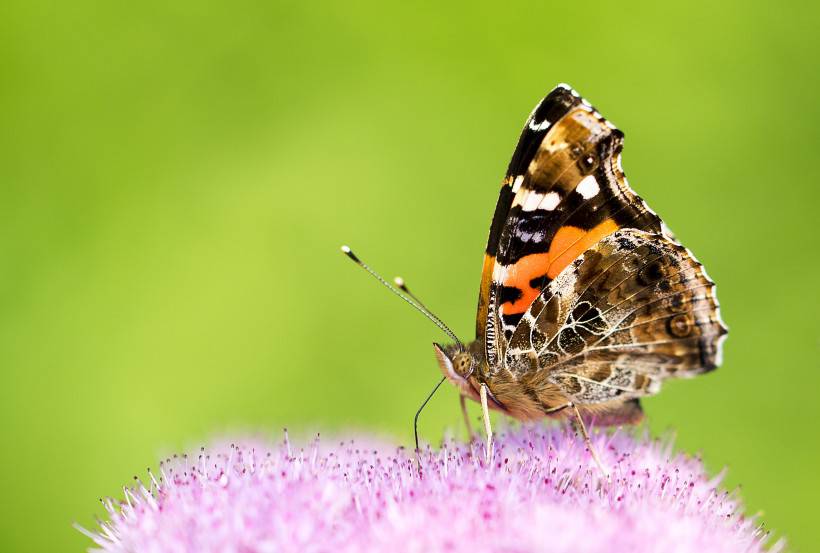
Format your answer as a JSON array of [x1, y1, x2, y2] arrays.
[[78, 425, 781, 552]]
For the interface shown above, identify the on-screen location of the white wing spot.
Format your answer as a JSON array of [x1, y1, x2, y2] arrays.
[[528, 118, 550, 131], [576, 175, 600, 199], [511, 174, 525, 192], [542, 192, 561, 210], [521, 192, 544, 212]]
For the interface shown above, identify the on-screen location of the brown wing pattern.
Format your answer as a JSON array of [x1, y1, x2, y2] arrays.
[[505, 229, 727, 406]]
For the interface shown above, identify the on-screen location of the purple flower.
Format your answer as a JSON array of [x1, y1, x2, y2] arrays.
[[77, 426, 782, 553]]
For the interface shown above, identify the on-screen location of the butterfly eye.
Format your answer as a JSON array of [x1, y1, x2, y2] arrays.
[[452, 353, 473, 378]]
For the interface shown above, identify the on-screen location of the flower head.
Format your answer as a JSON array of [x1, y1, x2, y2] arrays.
[[78, 426, 781, 552]]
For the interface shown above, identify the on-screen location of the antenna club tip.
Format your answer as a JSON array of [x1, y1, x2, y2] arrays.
[[340, 245, 360, 263], [393, 276, 405, 287]]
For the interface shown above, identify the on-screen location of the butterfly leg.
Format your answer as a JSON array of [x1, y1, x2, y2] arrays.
[[479, 384, 493, 462], [570, 403, 608, 477], [459, 394, 475, 441]]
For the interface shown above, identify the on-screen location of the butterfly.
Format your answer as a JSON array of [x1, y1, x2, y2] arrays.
[[343, 84, 727, 471]]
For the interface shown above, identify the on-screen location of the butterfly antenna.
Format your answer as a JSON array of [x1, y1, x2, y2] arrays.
[[340, 245, 463, 349], [393, 276, 433, 313], [414, 375, 447, 452]]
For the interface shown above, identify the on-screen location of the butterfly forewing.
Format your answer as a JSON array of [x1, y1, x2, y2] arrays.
[[477, 85, 667, 370]]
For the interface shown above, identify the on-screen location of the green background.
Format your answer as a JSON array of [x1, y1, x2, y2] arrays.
[[2, 1, 818, 551]]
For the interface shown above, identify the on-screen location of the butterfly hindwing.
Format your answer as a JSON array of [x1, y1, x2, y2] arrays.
[[505, 229, 727, 406], [478, 85, 665, 369]]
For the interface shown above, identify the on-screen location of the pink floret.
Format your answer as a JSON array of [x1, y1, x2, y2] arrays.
[[78, 426, 781, 553]]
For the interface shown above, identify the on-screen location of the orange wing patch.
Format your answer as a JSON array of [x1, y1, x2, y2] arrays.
[[501, 219, 619, 315], [500, 252, 550, 315], [546, 219, 618, 278]]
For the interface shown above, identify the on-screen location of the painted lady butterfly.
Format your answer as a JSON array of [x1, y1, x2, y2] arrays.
[[344, 84, 727, 471]]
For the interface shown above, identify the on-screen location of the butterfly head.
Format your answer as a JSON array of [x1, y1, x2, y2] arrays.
[[433, 342, 482, 389]]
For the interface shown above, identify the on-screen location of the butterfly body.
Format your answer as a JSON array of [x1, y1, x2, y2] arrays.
[[434, 85, 727, 427], [435, 339, 572, 422]]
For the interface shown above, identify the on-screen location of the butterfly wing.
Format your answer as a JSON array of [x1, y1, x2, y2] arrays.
[[505, 229, 728, 408], [478, 85, 665, 368]]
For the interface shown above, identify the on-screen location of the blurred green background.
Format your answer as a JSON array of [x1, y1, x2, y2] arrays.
[[2, 0, 818, 551]]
